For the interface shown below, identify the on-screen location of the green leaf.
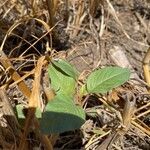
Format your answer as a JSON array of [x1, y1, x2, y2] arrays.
[[79, 84, 88, 97], [35, 107, 42, 118], [15, 104, 42, 119], [40, 94, 85, 134], [16, 104, 25, 119], [52, 59, 79, 80], [86, 67, 130, 94], [48, 63, 76, 96]]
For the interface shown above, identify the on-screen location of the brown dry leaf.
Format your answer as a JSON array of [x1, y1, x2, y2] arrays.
[[29, 56, 46, 108], [19, 56, 53, 150], [109, 90, 120, 103], [0, 50, 31, 98]]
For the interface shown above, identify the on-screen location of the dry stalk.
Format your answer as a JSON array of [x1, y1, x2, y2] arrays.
[[132, 118, 150, 136], [9, 69, 35, 88], [72, 0, 85, 37], [136, 101, 150, 112], [20, 18, 54, 57], [64, 0, 69, 22], [89, 15, 102, 69], [43, 72, 55, 102], [46, 0, 59, 28], [18, 56, 53, 150], [143, 47, 150, 88], [85, 130, 111, 149], [89, 0, 99, 17], [0, 50, 31, 98]]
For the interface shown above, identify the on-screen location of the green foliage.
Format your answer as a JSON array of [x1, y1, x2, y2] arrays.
[[41, 59, 85, 134], [16, 104, 26, 119], [86, 67, 130, 94], [15, 104, 42, 126], [48, 60, 77, 96], [16, 59, 130, 135], [15, 104, 42, 119], [79, 84, 88, 97], [52, 59, 79, 80], [40, 94, 85, 134]]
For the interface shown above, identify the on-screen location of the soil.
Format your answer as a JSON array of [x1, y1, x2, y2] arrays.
[[0, 0, 150, 149]]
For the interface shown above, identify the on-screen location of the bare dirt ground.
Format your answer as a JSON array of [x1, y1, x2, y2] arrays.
[[0, 0, 150, 149]]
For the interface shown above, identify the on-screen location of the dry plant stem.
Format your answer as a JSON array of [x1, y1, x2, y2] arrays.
[[9, 69, 35, 88], [46, 0, 58, 27], [0, 50, 31, 98], [72, 0, 84, 37], [89, 15, 102, 68], [0, 0, 8, 8], [122, 93, 135, 130], [143, 47, 150, 89], [31, 0, 38, 15], [136, 109, 150, 118], [0, 19, 53, 98], [20, 19, 57, 57], [0, 21, 22, 51], [49, 134, 59, 146], [89, 0, 99, 17], [64, 0, 69, 22], [85, 131, 111, 149], [3, 3, 15, 19], [18, 56, 53, 150], [135, 12, 149, 34], [46, 0, 54, 27], [132, 119, 150, 135], [53, 0, 59, 14], [99, 4, 105, 38], [9, 33, 40, 56], [43, 72, 55, 102], [136, 102, 150, 112], [96, 132, 120, 150]]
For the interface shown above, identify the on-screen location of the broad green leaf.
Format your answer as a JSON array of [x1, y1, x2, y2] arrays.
[[86, 67, 130, 94], [48, 63, 76, 96], [52, 59, 79, 80], [40, 94, 85, 134], [35, 107, 42, 118]]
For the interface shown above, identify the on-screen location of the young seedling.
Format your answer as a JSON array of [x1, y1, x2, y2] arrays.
[[39, 59, 130, 134]]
